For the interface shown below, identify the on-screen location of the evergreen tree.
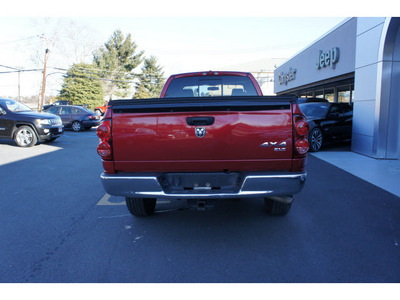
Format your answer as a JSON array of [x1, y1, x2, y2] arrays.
[[134, 83, 151, 99], [93, 30, 144, 99], [58, 63, 104, 110], [134, 56, 165, 99]]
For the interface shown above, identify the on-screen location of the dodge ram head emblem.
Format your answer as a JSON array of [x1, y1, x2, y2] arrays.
[[195, 127, 206, 138]]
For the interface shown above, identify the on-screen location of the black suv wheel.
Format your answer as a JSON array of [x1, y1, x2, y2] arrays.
[[14, 126, 38, 147]]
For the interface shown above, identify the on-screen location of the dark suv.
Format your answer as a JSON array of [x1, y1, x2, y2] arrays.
[[0, 98, 64, 147]]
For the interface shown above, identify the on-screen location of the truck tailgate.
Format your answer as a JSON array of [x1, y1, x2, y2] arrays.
[[110, 97, 295, 172]]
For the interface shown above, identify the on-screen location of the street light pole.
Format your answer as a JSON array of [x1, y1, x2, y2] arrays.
[[39, 49, 50, 112]]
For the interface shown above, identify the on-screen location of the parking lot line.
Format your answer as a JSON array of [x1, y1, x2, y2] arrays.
[[96, 193, 124, 206]]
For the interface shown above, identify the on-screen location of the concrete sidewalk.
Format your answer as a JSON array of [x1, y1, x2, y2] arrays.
[[311, 150, 400, 198]]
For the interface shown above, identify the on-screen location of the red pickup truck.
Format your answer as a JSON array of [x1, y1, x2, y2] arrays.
[[97, 71, 309, 217]]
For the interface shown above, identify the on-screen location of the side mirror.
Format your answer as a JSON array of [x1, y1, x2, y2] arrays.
[[0, 107, 6, 115]]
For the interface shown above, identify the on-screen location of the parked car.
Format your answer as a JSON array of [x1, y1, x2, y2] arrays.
[[299, 102, 353, 152], [42, 100, 72, 111], [0, 98, 64, 147], [297, 97, 329, 104], [43, 105, 100, 131], [42, 100, 88, 111]]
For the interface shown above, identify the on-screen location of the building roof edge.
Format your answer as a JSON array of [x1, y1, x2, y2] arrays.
[[276, 17, 354, 69]]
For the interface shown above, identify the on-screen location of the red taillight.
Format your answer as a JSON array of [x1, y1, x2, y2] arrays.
[[97, 142, 112, 160], [97, 122, 111, 142], [97, 120, 112, 160], [295, 139, 309, 155], [295, 120, 309, 136], [293, 107, 309, 156]]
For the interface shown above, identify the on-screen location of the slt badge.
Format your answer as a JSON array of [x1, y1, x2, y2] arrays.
[[195, 127, 206, 138]]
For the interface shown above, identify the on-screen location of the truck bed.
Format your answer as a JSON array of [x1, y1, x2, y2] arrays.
[[108, 95, 299, 173]]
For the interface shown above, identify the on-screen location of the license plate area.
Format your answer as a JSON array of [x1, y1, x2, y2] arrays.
[[159, 172, 242, 194]]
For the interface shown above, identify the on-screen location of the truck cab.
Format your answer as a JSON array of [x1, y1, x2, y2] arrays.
[[160, 71, 263, 98]]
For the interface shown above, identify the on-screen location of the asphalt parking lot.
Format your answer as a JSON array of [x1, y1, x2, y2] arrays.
[[0, 130, 399, 283]]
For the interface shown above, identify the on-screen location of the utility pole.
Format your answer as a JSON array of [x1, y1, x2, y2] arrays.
[[0, 64, 22, 101], [39, 49, 50, 112]]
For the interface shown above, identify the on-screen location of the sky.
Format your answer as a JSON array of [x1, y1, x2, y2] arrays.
[[1, 0, 395, 99], [0, 16, 347, 98]]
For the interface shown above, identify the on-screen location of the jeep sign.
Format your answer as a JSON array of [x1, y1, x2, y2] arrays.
[[316, 47, 340, 70]]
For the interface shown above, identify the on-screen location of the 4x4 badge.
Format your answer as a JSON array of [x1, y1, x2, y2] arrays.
[[195, 127, 206, 138], [260, 141, 287, 151]]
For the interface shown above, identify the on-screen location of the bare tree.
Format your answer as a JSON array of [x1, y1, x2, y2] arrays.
[[54, 19, 101, 66], [27, 18, 101, 105]]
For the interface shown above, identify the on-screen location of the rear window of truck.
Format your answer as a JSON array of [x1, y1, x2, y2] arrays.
[[164, 75, 258, 98]]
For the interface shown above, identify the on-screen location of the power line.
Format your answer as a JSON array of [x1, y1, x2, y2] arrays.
[[1, 40, 43, 50], [0, 35, 41, 45], [0, 70, 41, 74], [0, 64, 43, 74], [0, 64, 22, 70], [52, 66, 167, 80], [0, 64, 161, 81], [0, 63, 166, 87]]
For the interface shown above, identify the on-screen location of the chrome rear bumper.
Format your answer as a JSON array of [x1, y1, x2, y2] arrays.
[[100, 171, 307, 199]]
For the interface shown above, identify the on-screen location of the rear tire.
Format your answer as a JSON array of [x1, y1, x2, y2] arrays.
[[126, 198, 156, 217], [72, 121, 82, 132], [264, 197, 292, 215], [14, 126, 38, 147]]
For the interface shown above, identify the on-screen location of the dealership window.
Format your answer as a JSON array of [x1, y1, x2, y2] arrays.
[[315, 90, 324, 98], [324, 89, 334, 102], [338, 86, 351, 103], [337, 85, 354, 104], [351, 86, 354, 103], [338, 90, 350, 103], [285, 82, 354, 103]]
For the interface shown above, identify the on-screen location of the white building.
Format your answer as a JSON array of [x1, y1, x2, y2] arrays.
[[274, 17, 400, 160]]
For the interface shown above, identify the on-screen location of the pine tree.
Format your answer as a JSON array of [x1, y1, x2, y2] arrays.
[[134, 84, 151, 99], [58, 63, 104, 110], [134, 56, 165, 99], [93, 30, 144, 99]]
